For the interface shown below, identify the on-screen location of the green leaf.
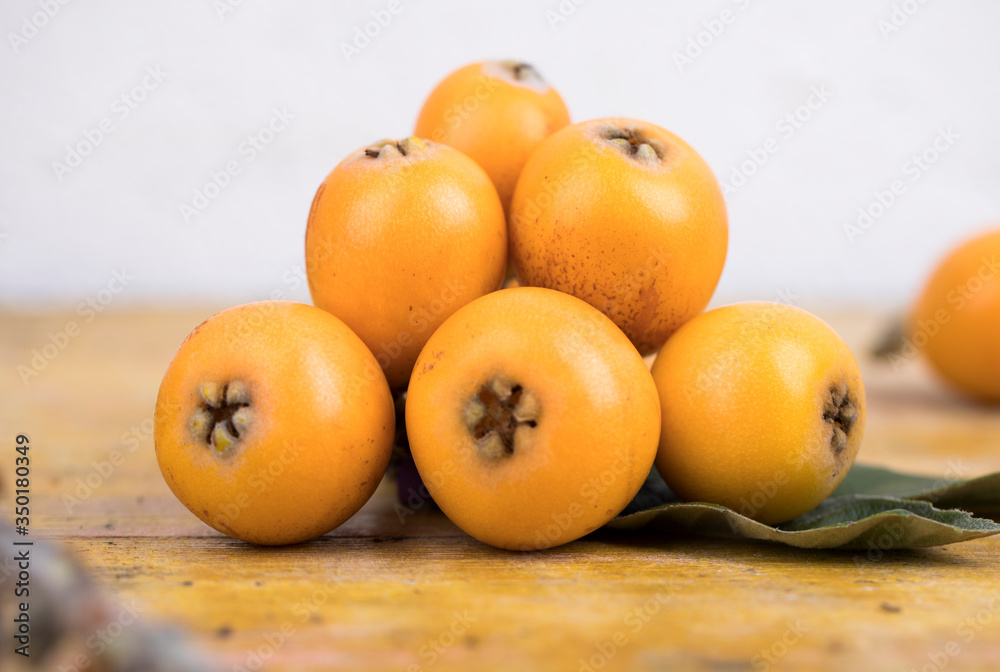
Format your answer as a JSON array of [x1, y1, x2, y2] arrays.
[[609, 464, 1000, 550], [831, 465, 1000, 519], [829, 464, 948, 498]]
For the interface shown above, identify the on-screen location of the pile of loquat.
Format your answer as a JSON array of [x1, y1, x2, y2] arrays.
[[153, 60, 1000, 550]]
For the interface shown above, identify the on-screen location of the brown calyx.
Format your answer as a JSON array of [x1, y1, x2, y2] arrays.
[[189, 381, 252, 456], [363, 137, 426, 159], [824, 385, 858, 455], [599, 124, 666, 163], [509, 61, 537, 82], [464, 377, 539, 460], [491, 60, 548, 91]]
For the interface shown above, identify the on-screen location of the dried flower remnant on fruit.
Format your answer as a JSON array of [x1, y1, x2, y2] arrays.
[[189, 380, 252, 456], [509, 61, 537, 82], [464, 377, 539, 459], [481, 60, 551, 93], [364, 136, 426, 159], [599, 124, 666, 163], [824, 384, 858, 455]]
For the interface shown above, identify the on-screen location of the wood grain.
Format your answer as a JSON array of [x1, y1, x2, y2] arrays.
[[2, 307, 1000, 671]]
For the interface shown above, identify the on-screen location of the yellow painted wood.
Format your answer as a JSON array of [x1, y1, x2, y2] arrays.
[[2, 307, 1000, 671]]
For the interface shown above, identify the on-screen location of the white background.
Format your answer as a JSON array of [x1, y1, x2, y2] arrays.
[[1, 0, 998, 310]]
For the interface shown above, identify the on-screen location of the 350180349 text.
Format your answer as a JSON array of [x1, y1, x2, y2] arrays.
[[13, 433, 32, 658]]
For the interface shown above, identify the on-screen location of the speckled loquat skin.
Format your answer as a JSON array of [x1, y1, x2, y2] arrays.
[[405, 287, 660, 551], [650, 302, 866, 525], [509, 117, 728, 355], [154, 301, 395, 545], [306, 138, 507, 390]]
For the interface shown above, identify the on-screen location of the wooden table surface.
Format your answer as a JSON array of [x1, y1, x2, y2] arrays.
[[2, 307, 1000, 671]]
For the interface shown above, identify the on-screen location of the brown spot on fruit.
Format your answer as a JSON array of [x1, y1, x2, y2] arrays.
[[629, 283, 660, 352]]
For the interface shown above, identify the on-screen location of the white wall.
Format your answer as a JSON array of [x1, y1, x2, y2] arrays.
[[1, 0, 998, 310]]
